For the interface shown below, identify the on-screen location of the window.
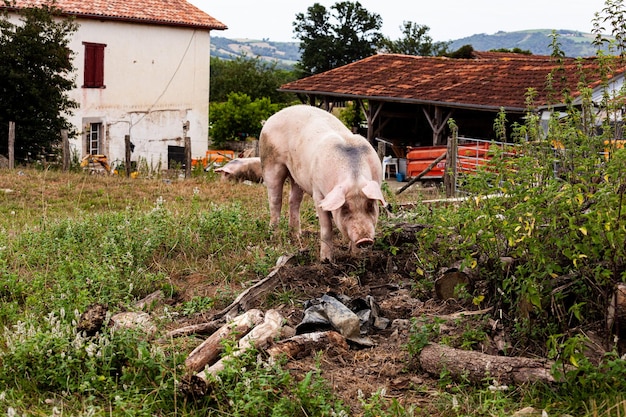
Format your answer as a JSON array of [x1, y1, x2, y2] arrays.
[[168, 146, 185, 169], [87, 122, 103, 155], [83, 42, 106, 88]]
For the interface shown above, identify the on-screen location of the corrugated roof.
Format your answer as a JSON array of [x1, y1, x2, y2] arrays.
[[280, 53, 622, 112], [2, 0, 227, 30]]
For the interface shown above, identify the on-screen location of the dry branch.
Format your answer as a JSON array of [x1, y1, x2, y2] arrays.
[[184, 309, 264, 373], [212, 254, 294, 320], [161, 320, 224, 341], [180, 310, 287, 398], [266, 331, 349, 360], [133, 290, 164, 311], [419, 343, 558, 385], [424, 307, 494, 321]]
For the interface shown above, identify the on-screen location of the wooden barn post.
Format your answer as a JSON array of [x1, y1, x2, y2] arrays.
[[184, 136, 191, 178], [445, 134, 458, 198], [8, 121, 15, 169], [61, 129, 70, 171], [124, 135, 131, 177]]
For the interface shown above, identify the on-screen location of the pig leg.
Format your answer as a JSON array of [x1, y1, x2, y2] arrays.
[[288, 181, 304, 237], [263, 165, 289, 228], [316, 208, 335, 261]]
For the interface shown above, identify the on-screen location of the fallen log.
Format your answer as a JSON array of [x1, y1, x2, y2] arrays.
[[203, 309, 285, 376], [266, 331, 349, 360], [184, 309, 264, 373], [180, 310, 285, 398], [419, 343, 558, 385]]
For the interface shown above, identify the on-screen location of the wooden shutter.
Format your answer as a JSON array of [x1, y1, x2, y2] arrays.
[[83, 42, 106, 88]]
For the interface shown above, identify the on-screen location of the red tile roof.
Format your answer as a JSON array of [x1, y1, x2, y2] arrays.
[[280, 53, 623, 112], [3, 0, 227, 30]]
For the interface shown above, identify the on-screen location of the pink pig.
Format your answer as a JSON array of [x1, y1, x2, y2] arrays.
[[259, 105, 387, 261], [214, 157, 263, 183]]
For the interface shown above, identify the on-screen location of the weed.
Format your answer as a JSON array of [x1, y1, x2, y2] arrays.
[[206, 349, 348, 416], [0, 310, 186, 415], [180, 296, 215, 315], [406, 316, 443, 356], [359, 388, 417, 417]]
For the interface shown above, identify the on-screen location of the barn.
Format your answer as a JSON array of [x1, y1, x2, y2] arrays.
[[279, 52, 625, 156]]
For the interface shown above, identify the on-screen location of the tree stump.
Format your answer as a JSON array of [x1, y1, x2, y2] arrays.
[[608, 283, 626, 353]]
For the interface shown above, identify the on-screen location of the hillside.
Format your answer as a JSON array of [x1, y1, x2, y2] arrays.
[[449, 29, 604, 58], [212, 29, 605, 69], [211, 36, 300, 69]]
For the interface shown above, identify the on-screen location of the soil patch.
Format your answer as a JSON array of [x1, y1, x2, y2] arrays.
[[169, 229, 470, 414]]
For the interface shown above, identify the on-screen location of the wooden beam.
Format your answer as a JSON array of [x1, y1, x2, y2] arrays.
[[422, 106, 453, 146], [365, 101, 384, 143]]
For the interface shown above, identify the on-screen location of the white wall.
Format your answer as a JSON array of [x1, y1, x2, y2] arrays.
[[67, 19, 211, 169]]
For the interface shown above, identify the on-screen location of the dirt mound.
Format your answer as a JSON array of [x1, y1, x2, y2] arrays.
[[170, 232, 473, 414], [262, 249, 466, 412]]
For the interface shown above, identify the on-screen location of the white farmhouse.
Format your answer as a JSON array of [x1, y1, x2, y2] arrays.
[[3, 0, 226, 170]]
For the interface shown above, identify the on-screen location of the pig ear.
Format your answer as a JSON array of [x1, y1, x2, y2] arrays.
[[319, 185, 346, 211], [362, 181, 387, 206]]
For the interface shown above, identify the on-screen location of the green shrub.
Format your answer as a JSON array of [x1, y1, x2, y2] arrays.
[[209, 92, 280, 147]]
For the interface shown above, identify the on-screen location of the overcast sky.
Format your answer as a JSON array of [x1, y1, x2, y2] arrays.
[[189, 0, 608, 42]]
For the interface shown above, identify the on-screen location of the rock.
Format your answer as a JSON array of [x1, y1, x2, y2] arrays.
[[77, 303, 108, 336], [511, 406, 544, 416]]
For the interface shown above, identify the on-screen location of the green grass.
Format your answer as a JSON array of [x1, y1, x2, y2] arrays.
[[1, 166, 625, 417], [0, 168, 337, 416]]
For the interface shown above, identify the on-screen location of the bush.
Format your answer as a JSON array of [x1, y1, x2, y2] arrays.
[[209, 92, 281, 147]]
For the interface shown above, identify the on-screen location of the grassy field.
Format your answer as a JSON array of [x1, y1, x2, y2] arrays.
[[0, 167, 435, 416], [1, 166, 625, 417]]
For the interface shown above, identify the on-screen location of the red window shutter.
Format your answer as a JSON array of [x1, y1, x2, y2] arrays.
[[83, 43, 106, 88]]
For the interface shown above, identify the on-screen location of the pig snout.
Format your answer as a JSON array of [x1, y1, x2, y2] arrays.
[[355, 237, 374, 248]]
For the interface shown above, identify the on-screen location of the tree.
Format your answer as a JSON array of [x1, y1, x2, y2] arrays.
[[444, 44, 475, 59], [379, 21, 450, 56], [0, 5, 78, 163], [210, 56, 297, 104], [293, 1, 383, 76], [592, 0, 626, 56], [209, 92, 280, 147], [490, 47, 532, 55]]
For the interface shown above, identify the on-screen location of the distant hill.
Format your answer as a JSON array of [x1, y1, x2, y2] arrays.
[[449, 29, 604, 58], [211, 29, 605, 69], [211, 37, 300, 69]]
